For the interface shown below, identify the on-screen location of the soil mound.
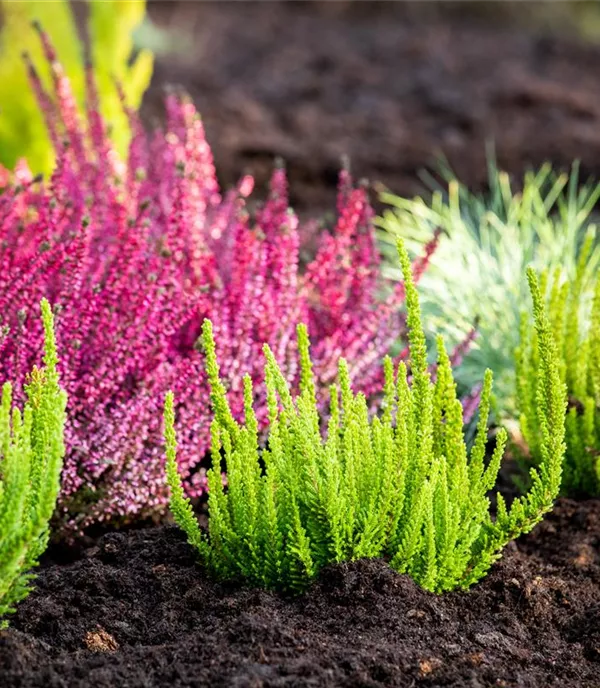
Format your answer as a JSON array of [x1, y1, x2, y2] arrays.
[[2, 498, 599, 687]]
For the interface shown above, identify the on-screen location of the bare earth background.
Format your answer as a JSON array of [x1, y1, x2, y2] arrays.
[[144, 1, 600, 213]]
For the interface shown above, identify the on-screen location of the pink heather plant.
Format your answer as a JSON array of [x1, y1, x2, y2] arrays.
[[0, 27, 448, 535]]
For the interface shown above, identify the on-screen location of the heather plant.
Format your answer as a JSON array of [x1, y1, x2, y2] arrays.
[[165, 240, 565, 594], [0, 299, 67, 626], [378, 161, 600, 419], [0, 35, 442, 535], [0, 0, 153, 173], [517, 238, 600, 497]]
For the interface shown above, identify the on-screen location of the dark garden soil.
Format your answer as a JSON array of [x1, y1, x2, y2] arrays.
[[1, 497, 600, 687], [143, 1, 600, 215]]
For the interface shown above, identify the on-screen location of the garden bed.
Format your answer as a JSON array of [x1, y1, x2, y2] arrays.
[[1, 498, 599, 687], [2, 4, 600, 687]]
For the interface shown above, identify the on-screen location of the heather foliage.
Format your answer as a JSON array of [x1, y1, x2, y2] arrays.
[[0, 300, 67, 626], [165, 241, 565, 594], [379, 162, 600, 418], [0, 37, 438, 534], [517, 240, 600, 496], [0, 0, 152, 173]]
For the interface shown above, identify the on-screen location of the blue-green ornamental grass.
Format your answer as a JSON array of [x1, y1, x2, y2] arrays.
[[378, 161, 600, 420], [0, 300, 67, 625], [165, 240, 566, 594]]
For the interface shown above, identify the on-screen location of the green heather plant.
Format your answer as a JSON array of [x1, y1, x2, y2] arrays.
[[378, 161, 600, 419], [0, 0, 152, 173], [0, 300, 67, 625], [165, 240, 566, 594], [517, 237, 600, 497]]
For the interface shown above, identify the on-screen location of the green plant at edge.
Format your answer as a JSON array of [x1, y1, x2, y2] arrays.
[[0, 0, 153, 174], [165, 240, 566, 594], [0, 299, 67, 626], [517, 233, 600, 497], [378, 160, 600, 421]]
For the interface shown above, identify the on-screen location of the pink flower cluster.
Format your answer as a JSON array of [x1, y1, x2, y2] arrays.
[[0, 28, 443, 534]]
